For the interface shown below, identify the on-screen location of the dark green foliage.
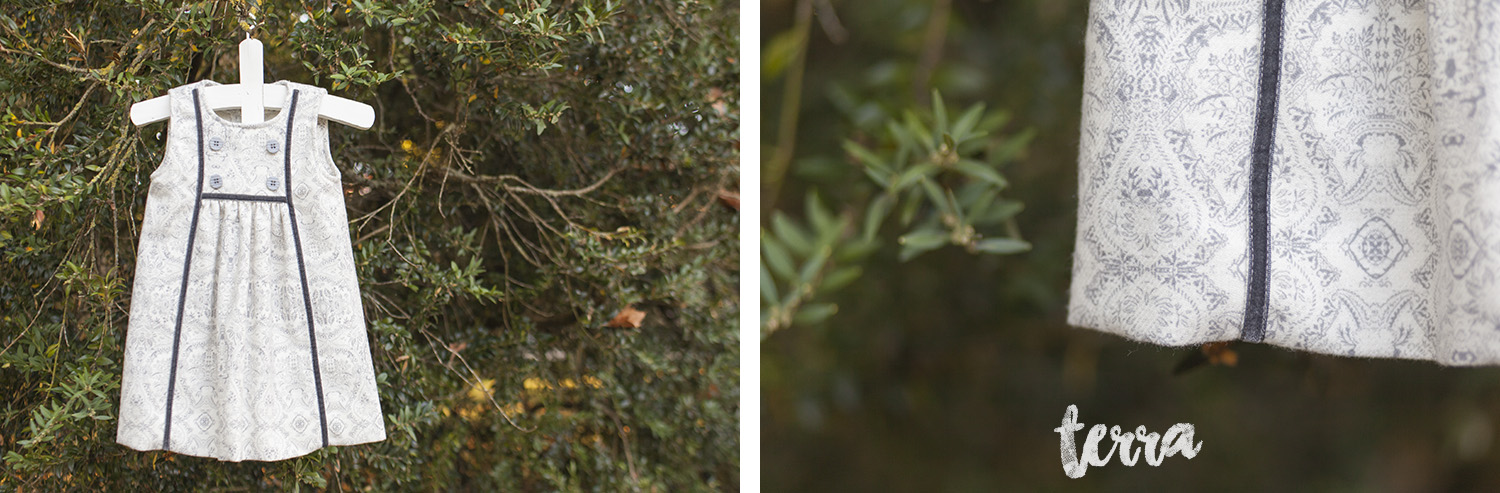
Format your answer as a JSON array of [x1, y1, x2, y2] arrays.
[[760, 91, 1031, 337], [0, 0, 738, 490]]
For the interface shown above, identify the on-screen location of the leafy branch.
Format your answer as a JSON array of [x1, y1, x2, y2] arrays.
[[762, 90, 1034, 337]]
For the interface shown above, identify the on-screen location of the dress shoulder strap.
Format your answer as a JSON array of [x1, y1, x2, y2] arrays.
[[149, 80, 214, 182], [165, 80, 213, 141], [285, 82, 327, 131], [281, 82, 342, 184]]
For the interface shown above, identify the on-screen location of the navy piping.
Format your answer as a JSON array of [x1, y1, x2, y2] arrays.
[[1242, 0, 1286, 343], [281, 90, 330, 447], [201, 193, 287, 203], [162, 89, 208, 448]]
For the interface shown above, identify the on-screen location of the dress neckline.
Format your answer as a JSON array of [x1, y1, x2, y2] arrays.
[[195, 80, 296, 130]]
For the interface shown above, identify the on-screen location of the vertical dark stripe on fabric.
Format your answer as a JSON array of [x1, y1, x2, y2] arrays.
[[281, 90, 330, 447], [162, 89, 208, 448], [1242, 0, 1286, 343]]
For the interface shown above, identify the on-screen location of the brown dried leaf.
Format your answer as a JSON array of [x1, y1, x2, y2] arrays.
[[31, 209, 44, 230], [707, 87, 727, 116], [716, 190, 739, 211], [63, 28, 87, 58], [606, 306, 647, 328], [1203, 341, 1238, 367]]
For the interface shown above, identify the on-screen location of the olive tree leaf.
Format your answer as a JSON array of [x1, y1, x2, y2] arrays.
[[973, 237, 1032, 254], [898, 226, 949, 261]]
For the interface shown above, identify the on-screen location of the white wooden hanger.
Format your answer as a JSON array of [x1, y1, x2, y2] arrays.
[[130, 34, 374, 130]]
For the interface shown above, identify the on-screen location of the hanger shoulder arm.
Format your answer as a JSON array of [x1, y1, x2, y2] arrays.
[[319, 95, 374, 130], [199, 85, 372, 129], [129, 82, 233, 127], [130, 85, 373, 130], [129, 95, 171, 126]]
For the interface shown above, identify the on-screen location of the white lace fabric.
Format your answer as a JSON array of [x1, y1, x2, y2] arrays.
[[1069, 1, 1500, 365], [117, 80, 386, 461]]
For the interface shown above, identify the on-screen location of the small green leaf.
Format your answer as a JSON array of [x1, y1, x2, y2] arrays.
[[966, 188, 998, 222], [973, 237, 1031, 254], [903, 110, 934, 153], [806, 192, 838, 241], [899, 228, 948, 248], [898, 187, 924, 226], [945, 188, 964, 225], [819, 266, 862, 293], [898, 227, 948, 261], [793, 302, 838, 325], [772, 212, 813, 255], [300, 469, 328, 489], [886, 120, 915, 155], [920, 179, 951, 216], [863, 194, 893, 241], [761, 265, 779, 304], [861, 166, 892, 188], [950, 102, 986, 142], [837, 237, 880, 262], [762, 235, 796, 279], [843, 141, 892, 176], [798, 246, 831, 284], [932, 90, 948, 137], [979, 200, 1024, 224], [890, 163, 938, 191], [954, 159, 1008, 188]]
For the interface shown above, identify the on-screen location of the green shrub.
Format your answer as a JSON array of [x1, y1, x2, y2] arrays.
[[0, 0, 739, 490]]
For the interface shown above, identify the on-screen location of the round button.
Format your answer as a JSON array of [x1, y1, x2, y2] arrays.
[[208, 136, 224, 151], [209, 175, 223, 189], [266, 140, 280, 154], [267, 176, 280, 191]]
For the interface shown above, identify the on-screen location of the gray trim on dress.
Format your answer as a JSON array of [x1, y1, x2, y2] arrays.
[[280, 90, 332, 448], [161, 88, 209, 448]]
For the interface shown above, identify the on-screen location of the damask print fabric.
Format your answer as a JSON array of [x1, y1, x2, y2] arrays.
[[1068, 0, 1500, 365], [117, 80, 386, 461]]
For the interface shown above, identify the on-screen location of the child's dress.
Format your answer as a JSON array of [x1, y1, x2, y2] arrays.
[[1068, 1, 1500, 365], [117, 80, 386, 461]]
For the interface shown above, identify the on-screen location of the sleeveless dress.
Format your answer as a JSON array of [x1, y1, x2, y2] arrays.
[[117, 80, 386, 461], [1068, 1, 1500, 366]]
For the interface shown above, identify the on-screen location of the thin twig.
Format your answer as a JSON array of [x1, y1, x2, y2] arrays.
[[42, 82, 100, 143], [444, 164, 626, 198], [813, 0, 848, 43], [351, 123, 457, 228], [0, 45, 91, 73], [763, 0, 814, 211], [354, 223, 392, 245], [601, 406, 641, 486], [912, 0, 953, 104], [418, 327, 535, 432]]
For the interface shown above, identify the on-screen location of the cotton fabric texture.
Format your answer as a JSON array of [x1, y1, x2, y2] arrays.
[[1068, 0, 1500, 366], [117, 80, 386, 461]]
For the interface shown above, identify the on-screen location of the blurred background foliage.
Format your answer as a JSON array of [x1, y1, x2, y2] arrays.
[[761, 91, 1031, 337], [761, 0, 1500, 491], [0, 0, 738, 490]]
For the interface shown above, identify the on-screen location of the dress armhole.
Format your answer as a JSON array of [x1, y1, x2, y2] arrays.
[[146, 94, 192, 183], [315, 119, 342, 181]]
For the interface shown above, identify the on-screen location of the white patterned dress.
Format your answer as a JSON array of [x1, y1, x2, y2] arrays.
[[1069, 1, 1500, 365], [117, 80, 386, 461]]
